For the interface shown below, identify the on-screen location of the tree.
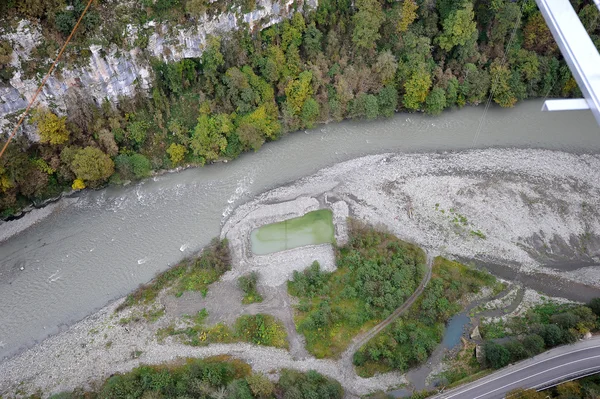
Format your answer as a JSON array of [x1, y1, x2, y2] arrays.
[[69, 146, 114, 186], [185, 0, 208, 17], [538, 324, 563, 348], [589, 298, 600, 316], [425, 87, 446, 115], [302, 22, 323, 61], [436, 2, 477, 52], [556, 381, 581, 399], [403, 68, 431, 111], [397, 0, 418, 33], [374, 50, 398, 86], [523, 12, 557, 56], [245, 373, 274, 398], [33, 109, 70, 145], [167, 143, 187, 165], [377, 86, 398, 117], [489, 2, 521, 46], [301, 98, 320, 128], [484, 341, 510, 369], [285, 71, 314, 115], [490, 61, 517, 108], [522, 334, 545, 356], [352, 0, 385, 53], [505, 388, 545, 399], [190, 108, 232, 163]]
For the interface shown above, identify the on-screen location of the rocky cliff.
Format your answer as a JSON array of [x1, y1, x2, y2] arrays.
[[0, 0, 316, 137]]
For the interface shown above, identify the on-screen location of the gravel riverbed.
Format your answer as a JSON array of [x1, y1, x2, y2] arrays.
[[1, 148, 599, 397]]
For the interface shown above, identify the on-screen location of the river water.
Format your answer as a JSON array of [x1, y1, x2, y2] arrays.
[[0, 100, 599, 360]]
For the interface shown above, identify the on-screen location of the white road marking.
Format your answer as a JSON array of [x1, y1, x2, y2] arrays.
[[440, 343, 600, 399]]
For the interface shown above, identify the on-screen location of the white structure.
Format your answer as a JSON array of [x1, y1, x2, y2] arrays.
[[536, 0, 600, 126]]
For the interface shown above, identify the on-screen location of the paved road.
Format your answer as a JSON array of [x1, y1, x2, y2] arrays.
[[431, 337, 600, 399]]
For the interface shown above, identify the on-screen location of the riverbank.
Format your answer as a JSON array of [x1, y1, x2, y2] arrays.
[[224, 148, 600, 299], [2, 147, 600, 397]]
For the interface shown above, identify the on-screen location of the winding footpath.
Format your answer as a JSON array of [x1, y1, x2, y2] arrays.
[[340, 253, 434, 379]]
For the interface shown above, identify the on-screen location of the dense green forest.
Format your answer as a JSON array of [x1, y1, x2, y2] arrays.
[[21, 357, 344, 399], [288, 220, 426, 357], [1, 0, 599, 217]]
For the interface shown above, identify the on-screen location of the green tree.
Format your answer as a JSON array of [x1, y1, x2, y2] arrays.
[[352, 0, 385, 52], [284, 71, 314, 115], [522, 334, 545, 356], [301, 98, 320, 128], [589, 298, 600, 316], [69, 146, 114, 186], [190, 107, 232, 163], [484, 341, 510, 369], [403, 68, 431, 111], [33, 109, 70, 145], [436, 2, 477, 52], [505, 388, 546, 399], [425, 87, 446, 115], [377, 86, 398, 117], [245, 373, 274, 398]]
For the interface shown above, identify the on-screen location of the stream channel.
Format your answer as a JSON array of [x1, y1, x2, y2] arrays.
[[0, 100, 599, 360]]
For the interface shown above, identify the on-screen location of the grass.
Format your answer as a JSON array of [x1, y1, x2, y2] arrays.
[[354, 257, 498, 377], [288, 220, 427, 358], [157, 310, 288, 349], [116, 238, 230, 312]]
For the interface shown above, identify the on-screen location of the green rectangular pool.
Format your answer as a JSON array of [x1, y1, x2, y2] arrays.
[[250, 209, 335, 255]]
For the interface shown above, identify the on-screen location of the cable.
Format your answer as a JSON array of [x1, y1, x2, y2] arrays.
[[471, 2, 523, 147], [0, 0, 95, 160]]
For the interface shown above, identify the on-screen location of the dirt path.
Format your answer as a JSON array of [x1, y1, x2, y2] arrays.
[[339, 253, 434, 379]]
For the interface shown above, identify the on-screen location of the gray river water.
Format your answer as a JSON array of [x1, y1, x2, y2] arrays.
[[0, 100, 599, 360]]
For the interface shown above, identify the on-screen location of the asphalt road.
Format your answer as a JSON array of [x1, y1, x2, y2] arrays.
[[431, 337, 600, 399]]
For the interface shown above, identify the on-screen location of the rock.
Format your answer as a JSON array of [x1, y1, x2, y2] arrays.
[[584, 331, 593, 340], [475, 344, 484, 363], [470, 325, 481, 340]]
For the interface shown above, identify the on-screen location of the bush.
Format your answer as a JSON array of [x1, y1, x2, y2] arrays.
[[238, 271, 262, 304], [246, 373, 274, 398], [277, 369, 343, 399], [484, 341, 511, 369], [522, 334, 545, 356]]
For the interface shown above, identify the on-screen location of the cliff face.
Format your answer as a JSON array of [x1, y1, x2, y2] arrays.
[[0, 0, 315, 137]]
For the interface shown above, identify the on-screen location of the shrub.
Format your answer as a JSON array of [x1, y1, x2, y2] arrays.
[[246, 373, 274, 398], [484, 341, 511, 369], [238, 271, 262, 304]]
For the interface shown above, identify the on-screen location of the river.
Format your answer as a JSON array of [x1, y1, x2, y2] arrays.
[[0, 100, 599, 360]]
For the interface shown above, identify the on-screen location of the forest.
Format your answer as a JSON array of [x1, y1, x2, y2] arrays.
[[1, 0, 599, 216]]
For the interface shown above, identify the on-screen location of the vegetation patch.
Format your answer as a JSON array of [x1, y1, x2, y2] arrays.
[[288, 220, 426, 358], [116, 238, 230, 312], [43, 357, 343, 399], [158, 310, 288, 349], [508, 374, 600, 398], [481, 300, 600, 370], [353, 257, 497, 377], [238, 271, 263, 304]]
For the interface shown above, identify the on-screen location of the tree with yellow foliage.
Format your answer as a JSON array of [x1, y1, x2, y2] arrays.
[[33, 109, 70, 145]]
